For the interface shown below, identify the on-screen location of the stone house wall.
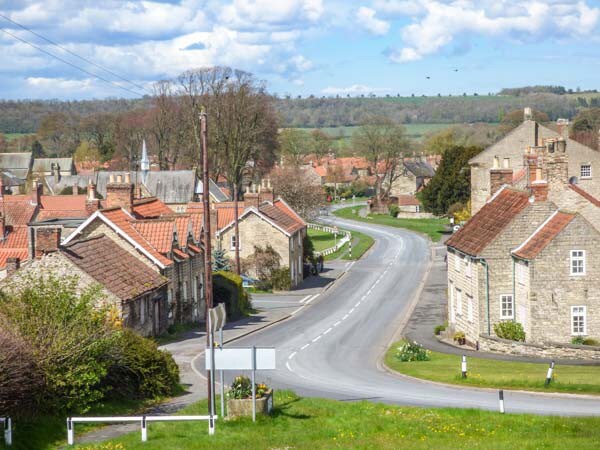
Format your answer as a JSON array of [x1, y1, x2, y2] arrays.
[[389, 171, 417, 197], [524, 216, 600, 344], [478, 334, 600, 360], [513, 259, 532, 338]]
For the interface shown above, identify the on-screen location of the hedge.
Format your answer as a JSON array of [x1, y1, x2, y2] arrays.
[[213, 271, 252, 320]]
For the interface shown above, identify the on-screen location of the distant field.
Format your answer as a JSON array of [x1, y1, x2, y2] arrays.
[[3, 133, 31, 141], [296, 123, 455, 143]]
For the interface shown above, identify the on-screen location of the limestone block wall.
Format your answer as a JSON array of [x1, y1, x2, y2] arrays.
[[447, 250, 482, 343]]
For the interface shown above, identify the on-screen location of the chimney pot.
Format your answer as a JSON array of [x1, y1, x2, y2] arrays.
[[109, 174, 115, 183], [116, 174, 123, 183], [493, 156, 500, 169], [124, 172, 131, 184], [503, 158, 510, 169]]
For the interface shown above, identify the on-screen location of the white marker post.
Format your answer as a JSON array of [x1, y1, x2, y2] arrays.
[[251, 346, 257, 422], [348, 240, 352, 259], [461, 355, 467, 379], [220, 327, 225, 419], [208, 314, 216, 435], [67, 418, 73, 445], [141, 416, 147, 442], [545, 360, 555, 386], [3, 417, 12, 446], [499, 390, 505, 414]]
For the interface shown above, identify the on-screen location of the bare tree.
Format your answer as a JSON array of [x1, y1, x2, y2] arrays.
[[352, 117, 409, 204], [271, 167, 324, 220]]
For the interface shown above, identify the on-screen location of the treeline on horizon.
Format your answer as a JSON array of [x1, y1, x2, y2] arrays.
[[1, 85, 600, 134]]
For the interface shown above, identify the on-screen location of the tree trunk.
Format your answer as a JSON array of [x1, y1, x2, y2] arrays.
[[234, 186, 241, 275]]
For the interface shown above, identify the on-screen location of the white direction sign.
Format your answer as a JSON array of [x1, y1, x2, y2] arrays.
[[209, 303, 227, 332], [205, 347, 276, 371]]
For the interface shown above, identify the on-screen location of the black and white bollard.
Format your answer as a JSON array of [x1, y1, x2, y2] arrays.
[[141, 416, 147, 442], [498, 390, 505, 414], [349, 240, 352, 259], [208, 415, 215, 436], [461, 355, 467, 378], [67, 418, 74, 445], [545, 360, 555, 386], [4, 417, 11, 446]]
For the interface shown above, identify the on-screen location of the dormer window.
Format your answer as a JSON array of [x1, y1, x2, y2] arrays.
[[580, 164, 592, 179]]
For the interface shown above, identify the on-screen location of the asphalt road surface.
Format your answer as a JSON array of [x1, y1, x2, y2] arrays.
[[200, 215, 600, 416]]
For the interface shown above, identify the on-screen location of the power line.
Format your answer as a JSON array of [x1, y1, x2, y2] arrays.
[[0, 13, 153, 95], [0, 27, 146, 98]]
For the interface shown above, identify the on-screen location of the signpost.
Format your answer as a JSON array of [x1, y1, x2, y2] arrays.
[[333, 226, 338, 247], [209, 303, 227, 418], [1, 417, 11, 446], [205, 347, 276, 422]]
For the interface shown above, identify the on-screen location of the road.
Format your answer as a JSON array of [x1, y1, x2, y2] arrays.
[[199, 215, 600, 416]]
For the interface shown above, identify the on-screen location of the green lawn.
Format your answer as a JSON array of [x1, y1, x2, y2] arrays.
[[309, 227, 374, 261], [3, 133, 32, 141], [333, 206, 449, 242], [68, 391, 600, 449], [385, 341, 600, 395], [308, 228, 338, 252]]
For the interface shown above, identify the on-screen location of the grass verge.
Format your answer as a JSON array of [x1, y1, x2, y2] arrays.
[[333, 206, 449, 242], [70, 391, 600, 449], [307, 228, 338, 252], [385, 341, 600, 395]]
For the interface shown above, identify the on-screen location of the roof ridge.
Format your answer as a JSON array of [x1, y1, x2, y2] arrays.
[[61, 233, 107, 248]]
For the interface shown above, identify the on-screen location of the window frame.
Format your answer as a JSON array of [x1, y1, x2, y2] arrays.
[[580, 164, 592, 179], [467, 295, 474, 322], [571, 305, 587, 336], [455, 288, 462, 316], [454, 253, 461, 273], [230, 234, 240, 251], [500, 294, 514, 319], [465, 258, 472, 278], [570, 250, 586, 276]]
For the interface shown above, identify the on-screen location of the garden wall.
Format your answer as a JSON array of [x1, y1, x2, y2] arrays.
[[478, 334, 600, 361]]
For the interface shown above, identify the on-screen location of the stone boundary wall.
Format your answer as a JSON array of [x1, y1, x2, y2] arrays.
[[479, 334, 600, 361], [397, 212, 435, 219]]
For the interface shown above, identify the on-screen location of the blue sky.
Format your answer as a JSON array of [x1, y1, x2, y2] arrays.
[[1, 0, 599, 99]]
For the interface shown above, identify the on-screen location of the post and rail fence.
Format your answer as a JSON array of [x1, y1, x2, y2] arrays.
[[308, 223, 351, 257]]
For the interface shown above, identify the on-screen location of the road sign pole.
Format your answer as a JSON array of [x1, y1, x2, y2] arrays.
[[220, 327, 225, 418], [4, 417, 12, 446], [252, 346, 257, 422], [545, 360, 555, 385]]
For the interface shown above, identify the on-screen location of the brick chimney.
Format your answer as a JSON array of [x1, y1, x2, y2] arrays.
[[489, 156, 513, 197], [6, 257, 20, 277], [209, 205, 218, 240], [30, 179, 42, 205], [531, 180, 549, 202], [106, 173, 134, 211], [543, 138, 568, 192], [86, 180, 100, 214], [72, 181, 79, 195], [35, 227, 61, 257], [259, 179, 274, 204], [243, 184, 260, 209]]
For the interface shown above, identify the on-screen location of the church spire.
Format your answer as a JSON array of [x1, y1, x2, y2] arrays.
[[140, 139, 150, 173]]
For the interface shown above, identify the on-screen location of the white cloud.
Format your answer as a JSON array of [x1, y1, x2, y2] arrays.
[[356, 6, 390, 35], [322, 84, 389, 95], [387, 0, 600, 62]]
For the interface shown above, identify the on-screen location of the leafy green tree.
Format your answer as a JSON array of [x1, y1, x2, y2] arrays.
[[279, 128, 310, 166], [420, 145, 483, 215], [571, 108, 600, 149], [498, 108, 549, 135]]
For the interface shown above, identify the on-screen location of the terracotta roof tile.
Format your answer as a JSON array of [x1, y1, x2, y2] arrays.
[[131, 219, 175, 254], [0, 249, 28, 269], [2, 200, 37, 226], [568, 183, 600, 207], [101, 209, 172, 266], [398, 194, 421, 206], [446, 188, 530, 256], [132, 197, 173, 218], [173, 248, 189, 259], [61, 234, 167, 301], [259, 200, 305, 234], [512, 211, 575, 260]]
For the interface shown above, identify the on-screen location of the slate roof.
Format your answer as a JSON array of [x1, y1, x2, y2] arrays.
[[197, 178, 230, 202], [404, 160, 435, 178], [61, 234, 167, 302], [43, 175, 92, 195], [446, 187, 531, 256], [32, 158, 74, 173], [0, 153, 32, 179], [512, 211, 575, 260], [96, 171, 198, 204]]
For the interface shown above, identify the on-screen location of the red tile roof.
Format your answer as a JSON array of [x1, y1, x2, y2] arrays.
[[0, 227, 29, 269], [398, 194, 421, 206], [3, 201, 37, 227], [101, 209, 172, 266], [512, 211, 575, 260], [132, 197, 173, 218], [131, 219, 175, 254], [259, 200, 305, 234], [61, 234, 167, 301], [446, 188, 531, 256], [0, 249, 28, 270], [173, 248, 189, 259]]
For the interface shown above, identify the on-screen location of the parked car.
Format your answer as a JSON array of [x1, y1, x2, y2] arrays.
[[241, 275, 259, 288]]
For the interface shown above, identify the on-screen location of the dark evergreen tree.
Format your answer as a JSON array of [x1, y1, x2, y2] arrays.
[[212, 248, 231, 272]]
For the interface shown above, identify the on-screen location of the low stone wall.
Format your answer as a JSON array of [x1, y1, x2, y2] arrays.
[[478, 334, 600, 360], [397, 212, 435, 219]]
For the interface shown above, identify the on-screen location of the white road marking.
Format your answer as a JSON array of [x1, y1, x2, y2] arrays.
[[299, 295, 311, 304], [291, 306, 305, 315], [333, 321, 341, 327], [367, 289, 372, 295], [306, 294, 319, 304], [288, 351, 297, 360], [300, 343, 310, 350], [286, 361, 293, 372], [324, 327, 332, 335], [349, 308, 355, 314], [312, 335, 322, 343], [355, 301, 361, 307], [361, 295, 367, 301], [343, 314, 349, 320]]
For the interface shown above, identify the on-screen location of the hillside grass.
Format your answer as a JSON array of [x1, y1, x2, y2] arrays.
[[295, 123, 454, 142], [385, 341, 600, 395], [67, 391, 600, 449], [3, 133, 32, 141], [333, 206, 449, 242]]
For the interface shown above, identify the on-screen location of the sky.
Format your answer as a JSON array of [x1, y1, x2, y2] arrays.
[[0, 0, 600, 100]]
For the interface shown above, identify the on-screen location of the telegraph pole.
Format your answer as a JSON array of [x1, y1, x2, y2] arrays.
[[201, 109, 215, 418]]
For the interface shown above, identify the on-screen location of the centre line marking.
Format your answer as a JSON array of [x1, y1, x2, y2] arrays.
[[299, 295, 311, 304], [289, 351, 297, 360], [343, 314, 349, 320], [355, 301, 360, 307], [334, 321, 341, 327], [312, 335, 322, 343], [300, 343, 310, 350], [349, 308, 355, 314]]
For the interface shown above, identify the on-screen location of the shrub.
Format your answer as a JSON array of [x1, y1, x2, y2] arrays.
[[494, 321, 526, 342], [395, 341, 431, 362], [0, 275, 115, 413], [388, 204, 400, 217], [434, 324, 446, 335], [0, 315, 42, 416], [572, 337, 599, 346], [583, 338, 599, 346], [453, 331, 465, 342], [213, 271, 252, 319], [271, 267, 292, 291], [104, 329, 179, 399], [572, 336, 585, 345]]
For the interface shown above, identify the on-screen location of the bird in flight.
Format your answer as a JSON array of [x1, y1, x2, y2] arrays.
[[426, 76, 431, 79]]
